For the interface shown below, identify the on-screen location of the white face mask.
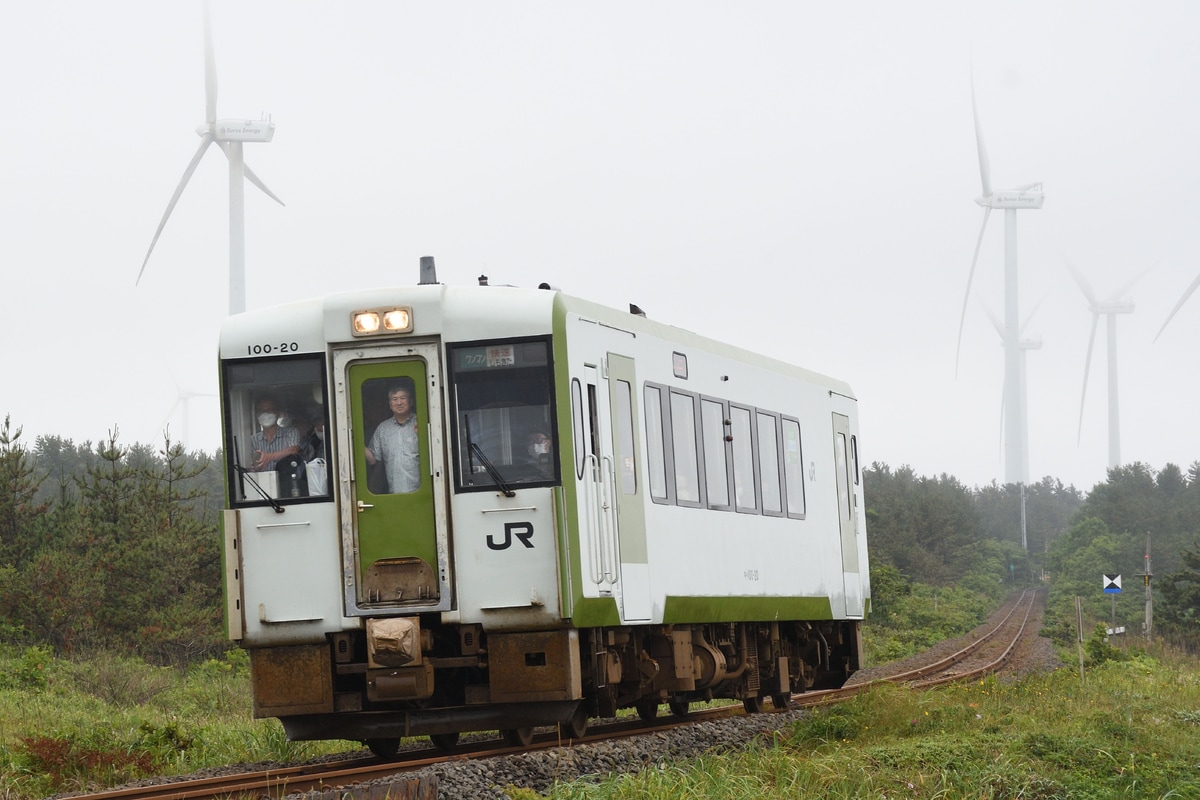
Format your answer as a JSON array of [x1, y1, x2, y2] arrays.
[[257, 412, 278, 428], [529, 442, 550, 456], [277, 416, 291, 428], [315, 429, 325, 441]]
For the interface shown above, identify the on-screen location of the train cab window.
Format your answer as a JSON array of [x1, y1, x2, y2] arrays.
[[782, 416, 806, 519], [222, 355, 330, 506], [730, 404, 758, 513], [757, 412, 784, 517], [449, 338, 557, 491]]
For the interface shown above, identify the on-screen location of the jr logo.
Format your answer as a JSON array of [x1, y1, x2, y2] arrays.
[[487, 521, 534, 551]]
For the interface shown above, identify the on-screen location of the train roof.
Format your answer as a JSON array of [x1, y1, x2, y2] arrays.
[[219, 281, 856, 401]]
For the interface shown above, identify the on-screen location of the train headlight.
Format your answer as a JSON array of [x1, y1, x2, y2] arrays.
[[352, 307, 413, 336], [352, 311, 381, 334], [383, 309, 412, 331]]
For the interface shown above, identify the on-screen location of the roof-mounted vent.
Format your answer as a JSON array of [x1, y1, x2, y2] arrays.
[[629, 303, 647, 317], [419, 256, 437, 285]]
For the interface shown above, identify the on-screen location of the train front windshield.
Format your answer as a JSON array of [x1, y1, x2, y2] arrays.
[[449, 338, 558, 490], [222, 355, 330, 505]]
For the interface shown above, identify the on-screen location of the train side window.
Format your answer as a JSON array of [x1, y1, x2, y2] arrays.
[[851, 434, 860, 486], [701, 397, 731, 511], [571, 378, 586, 479], [730, 404, 758, 514], [669, 390, 703, 507], [835, 432, 852, 520], [615, 379, 637, 495], [782, 416, 806, 519], [644, 384, 669, 502], [757, 411, 784, 516]]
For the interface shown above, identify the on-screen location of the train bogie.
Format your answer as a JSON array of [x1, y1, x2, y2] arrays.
[[219, 263, 869, 751]]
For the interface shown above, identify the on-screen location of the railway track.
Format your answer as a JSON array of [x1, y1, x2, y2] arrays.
[[70, 588, 1045, 800]]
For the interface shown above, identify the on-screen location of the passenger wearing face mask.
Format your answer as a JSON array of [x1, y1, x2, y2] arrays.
[[250, 395, 302, 471], [523, 429, 554, 478]]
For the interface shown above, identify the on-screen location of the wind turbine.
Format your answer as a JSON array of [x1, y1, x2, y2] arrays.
[[955, 79, 1044, 486], [136, 0, 284, 315], [1067, 259, 1150, 469], [160, 377, 217, 448]]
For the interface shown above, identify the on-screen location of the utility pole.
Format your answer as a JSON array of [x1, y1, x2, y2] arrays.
[[1137, 531, 1153, 642], [1019, 483, 1028, 552]]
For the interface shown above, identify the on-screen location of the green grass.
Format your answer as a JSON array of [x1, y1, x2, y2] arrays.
[[0, 647, 354, 798], [546, 653, 1200, 799], [2, 605, 1198, 799]]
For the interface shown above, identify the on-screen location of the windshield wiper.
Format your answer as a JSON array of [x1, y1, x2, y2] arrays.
[[464, 416, 516, 497], [233, 436, 284, 513]]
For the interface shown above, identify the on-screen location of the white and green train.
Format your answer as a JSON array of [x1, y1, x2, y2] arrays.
[[219, 258, 869, 755]]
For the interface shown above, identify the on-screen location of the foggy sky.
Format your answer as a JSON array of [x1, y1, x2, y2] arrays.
[[2, 0, 1199, 492]]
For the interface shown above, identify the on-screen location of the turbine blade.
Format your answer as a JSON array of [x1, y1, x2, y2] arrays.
[[159, 396, 183, 436], [956, 205, 992, 376], [1112, 260, 1156, 301], [1077, 312, 1100, 445], [980, 299, 1003, 338], [1155, 272, 1200, 342], [215, 141, 286, 206], [204, 0, 217, 123], [1021, 293, 1049, 333], [1063, 254, 1097, 306], [971, 80, 992, 197], [136, 134, 215, 286]]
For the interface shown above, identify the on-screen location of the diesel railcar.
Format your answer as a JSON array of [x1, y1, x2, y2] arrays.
[[219, 259, 869, 755]]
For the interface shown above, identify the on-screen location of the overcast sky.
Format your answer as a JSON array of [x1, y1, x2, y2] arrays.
[[2, 1, 1198, 492]]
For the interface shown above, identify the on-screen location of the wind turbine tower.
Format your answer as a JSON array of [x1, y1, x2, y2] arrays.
[[984, 302, 1042, 552], [983, 304, 1042, 489], [956, 81, 1044, 486], [136, 0, 284, 316], [1068, 261, 1147, 469]]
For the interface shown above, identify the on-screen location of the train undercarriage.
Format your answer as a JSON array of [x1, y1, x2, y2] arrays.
[[256, 617, 862, 757]]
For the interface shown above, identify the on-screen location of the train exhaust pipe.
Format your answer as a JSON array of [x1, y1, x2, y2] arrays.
[[419, 256, 437, 285]]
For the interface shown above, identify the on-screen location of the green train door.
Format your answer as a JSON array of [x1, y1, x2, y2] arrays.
[[335, 343, 450, 613]]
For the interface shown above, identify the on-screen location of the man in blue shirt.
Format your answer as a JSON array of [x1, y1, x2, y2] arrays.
[[365, 384, 421, 493]]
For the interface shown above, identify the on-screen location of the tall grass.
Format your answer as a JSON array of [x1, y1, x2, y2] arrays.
[[550, 653, 1200, 799], [0, 647, 352, 798]]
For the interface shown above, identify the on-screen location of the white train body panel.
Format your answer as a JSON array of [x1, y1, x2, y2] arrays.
[[218, 276, 869, 743]]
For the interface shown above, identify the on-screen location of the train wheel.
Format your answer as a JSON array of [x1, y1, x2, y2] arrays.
[[742, 696, 765, 714], [559, 705, 588, 739], [502, 727, 534, 747], [365, 738, 400, 759], [635, 699, 658, 721], [428, 732, 459, 750], [771, 693, 792, 710], [668, 700, 690, 717]]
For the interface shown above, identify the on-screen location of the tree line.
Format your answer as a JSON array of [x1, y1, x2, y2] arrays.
[[2, 412, 1198, 665], [865, 461, 1200, 647], [0, 416, 224, 664]]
